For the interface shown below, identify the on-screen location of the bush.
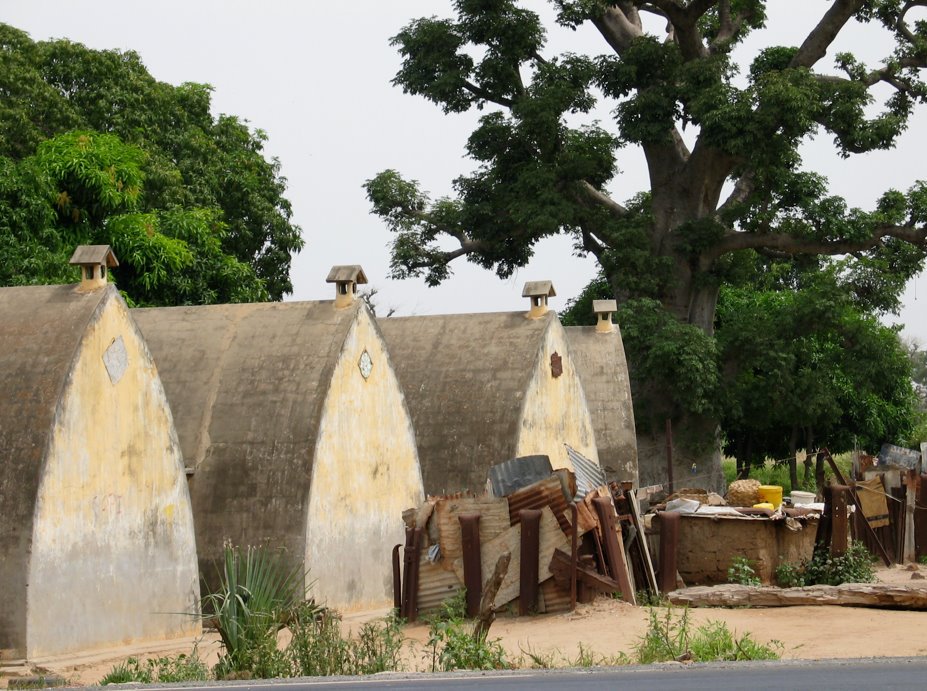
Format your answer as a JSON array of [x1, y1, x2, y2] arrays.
[[634, 607, 782, 663], [727, 556, 761, 586], [775, 542, 875, 588], [424, 591, 509, 672], [100, 652, 208, 685], [204, 544, 318, 679], [285, 606, 405, 677]]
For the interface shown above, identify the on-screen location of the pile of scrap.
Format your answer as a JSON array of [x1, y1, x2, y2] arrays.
[[394, 452, 659, 620]]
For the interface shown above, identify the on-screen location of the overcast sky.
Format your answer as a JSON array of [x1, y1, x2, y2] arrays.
[[4, 1, 925, 342]]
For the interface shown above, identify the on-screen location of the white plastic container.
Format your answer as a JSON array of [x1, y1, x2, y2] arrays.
[[791, 490, 816, 506]]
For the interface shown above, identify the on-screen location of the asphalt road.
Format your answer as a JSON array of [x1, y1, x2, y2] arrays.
[[119, 658, 927, 690]]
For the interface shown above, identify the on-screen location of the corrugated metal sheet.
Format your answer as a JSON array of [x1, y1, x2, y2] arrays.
[[508, 476, 571, 534], [566, 444, 606, 501], [416, 553, 463, 614], [539, 577, 572, 614], [489, 455, 553, 497]]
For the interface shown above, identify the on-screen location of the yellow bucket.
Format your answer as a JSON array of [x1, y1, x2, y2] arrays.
[[757, 485, 783, 507]]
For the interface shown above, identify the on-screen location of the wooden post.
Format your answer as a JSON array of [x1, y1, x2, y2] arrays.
[[592, 497, 635, 605], [518, 509, 541, 616], [831, 485, 849, 557], [459, 513, 483, 617], [904, 470, 917, 563], [665, 418, 674, 495], [657, 511, 679, 593]]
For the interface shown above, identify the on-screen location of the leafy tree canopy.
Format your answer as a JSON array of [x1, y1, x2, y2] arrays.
[[0, 23, 303, 303], [369, 1, 927, 479]]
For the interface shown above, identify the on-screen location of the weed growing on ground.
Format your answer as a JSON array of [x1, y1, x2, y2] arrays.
[[727, 556, 762, 586], [775, 542, 875, 588], [634, 607, 782, 663], [99, 651, 208, 685], [424, 591, 509, 672]]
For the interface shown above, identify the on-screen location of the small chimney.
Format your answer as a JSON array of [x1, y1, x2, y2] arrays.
[[69, 245, 118, 292], [326, 265, 368, 308], [522, 280, 556, 319], [593, 299, 617, 333]]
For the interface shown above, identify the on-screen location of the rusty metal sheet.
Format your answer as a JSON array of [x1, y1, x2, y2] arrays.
[[566, 444, 606, 501], [508, 476, 571, 534], [550, 352, 563, 378], [539, 578, 572, 614], [489, 455, 553, 497], [417, 552, 463, 614], [434, 496, 510, 568]]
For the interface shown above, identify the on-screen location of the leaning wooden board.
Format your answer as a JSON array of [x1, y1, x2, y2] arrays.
[[452, 506, 568, 608]]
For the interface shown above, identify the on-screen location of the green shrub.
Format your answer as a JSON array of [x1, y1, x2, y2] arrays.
[[803, 542, 875, 586], [727, 556, 761, 586], [775, 542, 875, 588], [204, 544, 317, 679], [99, 657, 151, 685], [774, 560, 805, 588], [634, 607, 781, 663], [100, 651, 208, 685], [424, 592, 508, 672]]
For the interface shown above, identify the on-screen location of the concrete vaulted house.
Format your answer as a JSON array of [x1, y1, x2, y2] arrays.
[[0, 247, 199, 662], [132, 266, 425, 611], [378, 281, 611, 496]]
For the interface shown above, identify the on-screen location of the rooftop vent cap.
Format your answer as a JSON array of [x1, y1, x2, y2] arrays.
[[69, 245, 118, 291], [522, 280, 556, 319], [593, 299, 617, 333], [326, 264, 368, 308]]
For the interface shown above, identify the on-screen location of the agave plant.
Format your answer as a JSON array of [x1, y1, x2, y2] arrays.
[[203, 543, 318, 677]]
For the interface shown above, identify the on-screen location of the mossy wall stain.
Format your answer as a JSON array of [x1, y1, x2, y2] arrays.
[[27, 293, 199, 659], [306, 308, 423, 611], [515, 319, 599, 470]]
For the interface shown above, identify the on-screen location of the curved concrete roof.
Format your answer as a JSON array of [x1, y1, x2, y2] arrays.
[[566, 326, 638, 483], [0, 284, 111, 653], [132, 300, 360, 566], [378, 311, 554, 494]]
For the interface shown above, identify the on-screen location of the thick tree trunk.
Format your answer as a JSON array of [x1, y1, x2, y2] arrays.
[[637, 414, 724, 493], [789, 426, 800, 491]]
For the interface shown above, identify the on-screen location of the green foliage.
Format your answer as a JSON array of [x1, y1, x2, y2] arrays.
[[99, 652, 208, 685], [775, 542, 876, 588], [803, 542, 876, 586], [285, 608, 405, 677], [374, 2, 927, 472], [0, 24, 302, 301], [635, 607, 782, 664], [424, 592, 509, 672], [774, 560, 806, 589], [727, 556, 762, 586], [204, 544, 314, 680]]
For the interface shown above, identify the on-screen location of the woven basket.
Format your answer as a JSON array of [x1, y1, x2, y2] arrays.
[[727, 478, 761, 507]]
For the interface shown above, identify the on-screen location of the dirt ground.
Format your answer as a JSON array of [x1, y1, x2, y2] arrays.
[[6, 564, 927, 687]]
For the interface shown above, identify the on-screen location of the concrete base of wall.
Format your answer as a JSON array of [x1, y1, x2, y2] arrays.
[[5, 635, 203, 669]]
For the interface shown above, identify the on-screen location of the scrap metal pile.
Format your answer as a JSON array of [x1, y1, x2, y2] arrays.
[[394, 451, 660, 621]]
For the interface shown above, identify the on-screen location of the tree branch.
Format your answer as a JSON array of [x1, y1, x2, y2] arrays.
[[578, 180, 629, 217], [592, 5, 644, 55], [717, 172, 755, 216], [707, 224, 927, 262], [462, 80, 514, 108], [790, 0, 866, 69]]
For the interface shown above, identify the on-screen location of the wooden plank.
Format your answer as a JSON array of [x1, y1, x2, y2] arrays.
[[905, 470, 917, 563], [550, 548, 623, 595], [669, 582, 927, 609], [627, 491, 659, 594], [434, 495, 510, 567], [452, 506, 567, 609], [824, 450, 892, 566]]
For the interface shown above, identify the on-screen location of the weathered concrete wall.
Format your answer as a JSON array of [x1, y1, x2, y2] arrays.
[[26, 291, 199, 659], [306, 308, 423, 611], [566, 326, 638, 484], [673, 515, 817, 585], [515, 319, 599, 471]]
